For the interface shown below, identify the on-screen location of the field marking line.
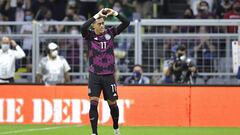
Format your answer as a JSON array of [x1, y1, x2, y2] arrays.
[[0, 125, 82, 135]]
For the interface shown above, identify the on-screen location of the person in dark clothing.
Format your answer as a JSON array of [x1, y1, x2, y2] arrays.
[[81, 8, 130, 135]]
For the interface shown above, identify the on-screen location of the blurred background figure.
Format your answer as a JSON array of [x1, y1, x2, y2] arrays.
[[124, 64, 150, 85], [216, 0, 233, 19], [36, 42, 71, 85], [194, 26, 215, 84], [195, 0, 215, 19], [0, 36, 26, 83], [224, 0, 240, 33], [182, 6, 195, 19], [163, 45, 197, 84], [0, 0, 10, 18], [188, 0, 214, 15], [78, 0, 98, 19], [20, 9, 33, 70], [0, 13, 11, 34], [41, 9, 58, 33]]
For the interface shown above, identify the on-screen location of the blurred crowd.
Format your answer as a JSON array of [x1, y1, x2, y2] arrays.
[[0, 0, 239, 21], [0, 0, 239, 85], [0, 0, 239, 35]]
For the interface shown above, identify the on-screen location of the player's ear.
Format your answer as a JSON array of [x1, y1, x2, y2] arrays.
[[91, 23, 96, 29]]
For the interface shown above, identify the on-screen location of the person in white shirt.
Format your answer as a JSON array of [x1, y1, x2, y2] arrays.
[[36, 42, 71, 85], [0, 36, 26, 83]]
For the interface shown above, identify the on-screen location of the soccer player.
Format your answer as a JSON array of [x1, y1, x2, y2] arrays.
[[81, 8, 130, 135], [36, 42, 71, 85]]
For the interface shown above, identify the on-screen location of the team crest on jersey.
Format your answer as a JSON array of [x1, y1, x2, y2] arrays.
[[104, 34, 111, 40], [94, 37, 98, 40]]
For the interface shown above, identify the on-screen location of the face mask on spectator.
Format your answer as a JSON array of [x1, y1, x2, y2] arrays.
[[199, 6, 208, 13], [1, 44, 10, 52], [51, 50, 58, 57], [25, 16, 32, 21], [133, 71, 142, 80]]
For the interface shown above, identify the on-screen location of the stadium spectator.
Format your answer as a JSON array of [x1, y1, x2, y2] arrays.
[[41, 9, 58, 33], [124, 65, 150, 84], [188, 0, 214, 15], [195, 0, 215, 19], [224, 0, 240, 33], [0, 13, 11, 34], [97, 0, 114, 9], [8, 0, 25, 22], [36, 42, 71, 85], [183, 7, 195, 19], [121, 0, 135, 20], [67, 0, 78, 9], [135, 0, 153, 18], [57, 7, 83, 33], [215, 0, 233, 19], [163, 26, 181, 59], [49, 0, 67, 21], [0, 36, 26, 83], [0, 0, 10, 17], [20, 9, 33, 53], [181, 7, 195, 33], [194, 26, 215, 84], [163, 45, 197, 84], [31, 0, 51, 20], [78, 0, 98, 19]]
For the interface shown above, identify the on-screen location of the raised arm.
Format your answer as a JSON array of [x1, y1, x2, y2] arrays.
[[11, 40, 26, 59], [81, 18, 95, 38], [105, 8, 130, 34], [115, 13, 130, 34], [81, 9, 106, 38]]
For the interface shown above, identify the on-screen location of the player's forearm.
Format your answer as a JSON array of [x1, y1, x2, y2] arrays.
[[116, 14, 130, 34], [81, 18, 95, 37]]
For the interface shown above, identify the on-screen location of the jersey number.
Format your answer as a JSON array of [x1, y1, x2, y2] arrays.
[[100, 42, 107, 49], [110, 84, 117, 93]]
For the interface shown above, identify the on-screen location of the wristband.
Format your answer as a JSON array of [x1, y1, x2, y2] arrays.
[[93, 13, 100, 19], [113, 11, 118, 16]]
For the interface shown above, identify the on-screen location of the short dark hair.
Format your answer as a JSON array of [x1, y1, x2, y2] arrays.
[[133, 64, 143, 71]]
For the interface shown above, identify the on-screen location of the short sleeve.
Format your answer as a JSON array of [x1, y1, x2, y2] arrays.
[[63, 59, 71, 72]]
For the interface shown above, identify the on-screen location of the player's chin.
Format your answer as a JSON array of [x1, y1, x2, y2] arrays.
[[100, 29, 105, 33]]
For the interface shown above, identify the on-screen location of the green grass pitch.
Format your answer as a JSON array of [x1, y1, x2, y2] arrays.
[[0, 125, 240, 135]]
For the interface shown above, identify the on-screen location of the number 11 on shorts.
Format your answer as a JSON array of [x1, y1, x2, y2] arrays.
[[110, 84, 117, 93]]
